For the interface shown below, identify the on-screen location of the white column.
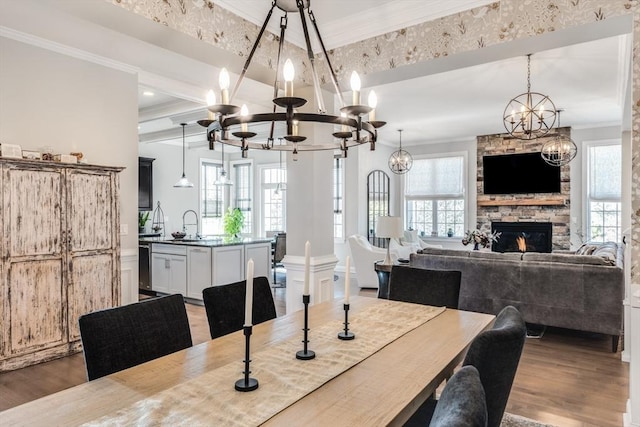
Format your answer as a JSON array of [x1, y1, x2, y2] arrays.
[[283, 85, 338, 313], [625, 284, 640, 426]]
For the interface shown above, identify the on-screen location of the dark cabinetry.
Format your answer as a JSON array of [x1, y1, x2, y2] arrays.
[[138, 157, 154, 210]]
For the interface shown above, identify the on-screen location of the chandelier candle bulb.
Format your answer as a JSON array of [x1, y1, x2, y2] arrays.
[[292, 120, 299, 137], [240, 104, 249, 132], [341, 112, 348, 132], [368, 91, 377, 122], [244, 258, 254, 327], [206, 90, 216, 120], [350, 71, 361, 105], [344, 256, 350, 304], [219, 68, 230, 104], [304, 241, 310, 295], [283, 58, 295, 97]]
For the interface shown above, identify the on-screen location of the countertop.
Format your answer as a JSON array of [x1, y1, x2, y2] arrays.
[[138, 236, 273, 248]]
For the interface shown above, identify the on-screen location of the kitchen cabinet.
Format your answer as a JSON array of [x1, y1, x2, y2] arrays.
[[212, 245, 244, 286], [151, 244, 187, 295], [245, 242, 271, 282], [0, 159, 122, 372], [186, 246, 212, 299]]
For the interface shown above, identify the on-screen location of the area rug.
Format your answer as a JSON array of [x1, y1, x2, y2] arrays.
[[501, 412, 558, 427]]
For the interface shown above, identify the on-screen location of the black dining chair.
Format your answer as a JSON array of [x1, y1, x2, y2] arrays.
[[429, 365, 488, 427], [78, 294, 193, 381], [202, 276, 277, 339], [388, 266, 462, 308], [272, 232, 287, 288], [403, 305, 526, 427]]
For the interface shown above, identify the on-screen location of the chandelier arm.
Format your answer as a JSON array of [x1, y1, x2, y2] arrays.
[[230, 1, 277, 102], [308, 9, 345, 107], [296, 0, 325, 113], [268, 13, 289, 145]]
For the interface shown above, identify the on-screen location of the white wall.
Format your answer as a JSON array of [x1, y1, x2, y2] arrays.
[[0, 36, 139, 302]]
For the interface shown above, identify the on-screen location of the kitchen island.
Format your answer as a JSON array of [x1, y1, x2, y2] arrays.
[[139, 237, 272, 301]]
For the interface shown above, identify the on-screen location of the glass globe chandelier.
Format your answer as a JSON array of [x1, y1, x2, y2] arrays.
[[503, 54, 557, 140], [388, 129, 412, 175], [197, 0, 385, 159], [541, 109, 577, 166]]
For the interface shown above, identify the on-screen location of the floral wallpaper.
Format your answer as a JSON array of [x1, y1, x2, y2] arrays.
[[109, 0, 639, 278]]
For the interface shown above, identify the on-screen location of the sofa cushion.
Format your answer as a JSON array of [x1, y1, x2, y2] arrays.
[[591, 242, 618, 266], [575, 243, 599, 255], [419, 247, 471, 257], [522, 252, 610, 266], [469, 251, 523, 261]]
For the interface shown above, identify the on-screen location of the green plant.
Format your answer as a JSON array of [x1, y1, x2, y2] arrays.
[[138, 211, 150, 228], [223, 207, 244, 237]]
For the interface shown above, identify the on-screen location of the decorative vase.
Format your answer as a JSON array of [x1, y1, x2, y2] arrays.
[[473, 242, 479, 250]]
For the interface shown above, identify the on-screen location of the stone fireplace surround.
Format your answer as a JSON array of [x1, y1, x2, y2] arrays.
[[476, 129, 571, 251]]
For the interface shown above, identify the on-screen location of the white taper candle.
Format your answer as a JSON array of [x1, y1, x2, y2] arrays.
[[344, 256, 351, 304], [244, 258, 254, 326], [303, 241, 310, 295]]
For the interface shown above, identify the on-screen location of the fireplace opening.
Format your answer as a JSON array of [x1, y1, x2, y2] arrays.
[[491, 222, 552, 253]]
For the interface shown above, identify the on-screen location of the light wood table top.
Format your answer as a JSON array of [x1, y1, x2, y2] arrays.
[[1, 296, 494, 427]]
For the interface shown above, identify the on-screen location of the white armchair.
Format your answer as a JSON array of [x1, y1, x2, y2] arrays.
[[347, 235, 397, 289]]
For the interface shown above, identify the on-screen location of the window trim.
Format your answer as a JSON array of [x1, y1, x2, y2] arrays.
[[230, 159, 254, 235]]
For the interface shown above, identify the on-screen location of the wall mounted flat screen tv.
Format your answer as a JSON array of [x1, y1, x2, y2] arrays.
[[483, 152, 561, 194]]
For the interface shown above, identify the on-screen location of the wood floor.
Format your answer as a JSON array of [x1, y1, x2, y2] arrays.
[[0, 277, 629, 426]]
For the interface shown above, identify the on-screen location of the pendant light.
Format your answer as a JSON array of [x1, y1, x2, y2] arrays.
[[214, 140, 233, 186], [388, 129, 412, 174], [540, 109, 577, 166], [174, 123, 194, 188], [273, 149, 286, 198]]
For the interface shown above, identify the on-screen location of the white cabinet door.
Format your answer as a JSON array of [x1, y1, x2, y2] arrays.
[[151, 253, 170, 294], [187, 247, 212, 300], [212, 245, 244, 286], [245, 243, 271, 283], [168, 255, 187, 296]]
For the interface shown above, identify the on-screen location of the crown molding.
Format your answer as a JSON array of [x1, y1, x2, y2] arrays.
[[0, 26, 139, 74]]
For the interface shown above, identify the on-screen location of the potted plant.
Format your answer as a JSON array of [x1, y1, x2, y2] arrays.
[[138, 211, 150, 234], [223, 207, 244, 238]]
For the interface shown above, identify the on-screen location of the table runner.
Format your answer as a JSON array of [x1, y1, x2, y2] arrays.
[[83, 301, 445, 427]]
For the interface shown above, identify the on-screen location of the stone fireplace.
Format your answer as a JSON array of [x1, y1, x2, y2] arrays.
[[476, 130, 571, 251], [491, 221, 553, 253]]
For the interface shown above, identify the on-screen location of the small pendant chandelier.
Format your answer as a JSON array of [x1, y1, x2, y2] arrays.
[[174, 123, 194, 188], [541, 109, 577, 166], [503, 54, 557, 140], [388, 129, 412, 174], [214, 139, 233, 186], [273, 148, 286, 198]]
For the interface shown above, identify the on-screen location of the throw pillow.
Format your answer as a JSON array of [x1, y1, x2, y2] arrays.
[[575, 243, 598, 255], [592, 242, 618, 266]]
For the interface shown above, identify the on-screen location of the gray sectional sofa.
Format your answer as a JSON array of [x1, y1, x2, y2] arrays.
[[409, 242, 624, 351]]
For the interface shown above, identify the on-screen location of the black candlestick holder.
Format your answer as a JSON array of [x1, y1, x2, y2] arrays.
[[235, 325, 259, 392], [338, 303, 355, 340], [296, 294, 316, 360]]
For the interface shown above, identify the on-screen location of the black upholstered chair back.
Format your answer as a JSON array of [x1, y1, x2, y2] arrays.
[[388, 266, 462, 308], [463, 305, 526, 427], [429, 365, 488, 427], [202, 276, 277, 339], [79, 294, 193, 381]]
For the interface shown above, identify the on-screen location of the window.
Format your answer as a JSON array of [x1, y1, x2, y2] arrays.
[[586, 141, 621, 242], [261, 164, 287, 234], [333, 156, 344, 240], [367, 170, 390, 247], [200, 160, 224, 235], [232, 161, 252, 234], [404, 154, 466, 237]]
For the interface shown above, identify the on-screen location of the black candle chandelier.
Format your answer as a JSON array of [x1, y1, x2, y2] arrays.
[[503, 54, 557, 140], [197, 0, 385, 159]]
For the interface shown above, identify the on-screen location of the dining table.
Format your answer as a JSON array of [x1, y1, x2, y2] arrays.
[[1, 295, 494, 426]]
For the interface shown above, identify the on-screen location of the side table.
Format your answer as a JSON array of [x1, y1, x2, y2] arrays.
[[374, 261, 393, 299]]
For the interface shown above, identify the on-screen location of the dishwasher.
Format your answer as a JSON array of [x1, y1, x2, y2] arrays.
[[139, 241, 152, 293]]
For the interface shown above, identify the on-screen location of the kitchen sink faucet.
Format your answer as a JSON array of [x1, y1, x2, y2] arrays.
[[182, 210, 200, 239]]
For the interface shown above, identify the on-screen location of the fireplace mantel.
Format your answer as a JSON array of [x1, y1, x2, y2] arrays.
[[477, 197, 566, 207]]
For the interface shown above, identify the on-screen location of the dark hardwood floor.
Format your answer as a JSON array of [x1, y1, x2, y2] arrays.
[[0, 273, 629, 426]]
